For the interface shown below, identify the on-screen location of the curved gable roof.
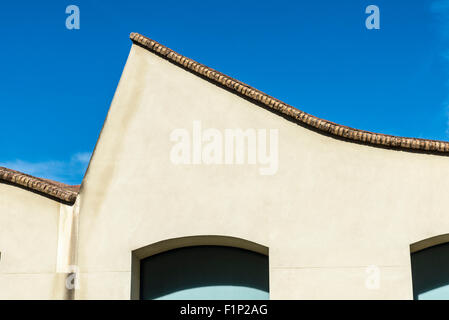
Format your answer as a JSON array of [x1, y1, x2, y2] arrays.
[[2, 32, 448, 205], [130, 32, 449, 154]]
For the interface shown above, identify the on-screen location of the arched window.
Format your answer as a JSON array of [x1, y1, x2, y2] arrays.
[[411, 240, 449, 300], [132, 237, 269, 300]]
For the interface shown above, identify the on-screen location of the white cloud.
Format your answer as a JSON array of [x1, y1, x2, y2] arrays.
[[71, 152, 91, 164], [0, 152, 92, 185]]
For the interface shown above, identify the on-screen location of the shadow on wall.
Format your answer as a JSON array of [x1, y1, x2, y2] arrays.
[[411, 242, 449, 300], [140, 245, 269, 300]]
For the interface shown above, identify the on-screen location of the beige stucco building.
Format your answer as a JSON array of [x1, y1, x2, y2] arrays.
[[2, 32, 449, 300]]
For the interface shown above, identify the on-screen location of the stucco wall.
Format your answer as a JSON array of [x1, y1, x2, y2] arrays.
[[76, 43, 449, 299], [0, 184, 68, 299]]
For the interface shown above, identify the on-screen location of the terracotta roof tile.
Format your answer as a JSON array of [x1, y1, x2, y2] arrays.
[[0, 167, 78, 205], [130, 32, 449, 154]]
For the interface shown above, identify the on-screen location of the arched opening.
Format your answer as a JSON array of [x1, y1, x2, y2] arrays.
[[411, 235, 449, 300], [131, 236, 269, 300]]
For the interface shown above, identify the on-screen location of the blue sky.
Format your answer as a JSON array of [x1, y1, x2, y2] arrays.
[[0, 0, 449, 184]]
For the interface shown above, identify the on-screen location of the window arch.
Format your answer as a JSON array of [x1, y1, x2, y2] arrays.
[[131, 236, 269, 300], [411, 234, 449, 300]]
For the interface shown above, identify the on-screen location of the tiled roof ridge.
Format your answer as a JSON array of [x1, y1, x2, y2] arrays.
[[0, 166, 78, 205], [130, 32, 449, 154]]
